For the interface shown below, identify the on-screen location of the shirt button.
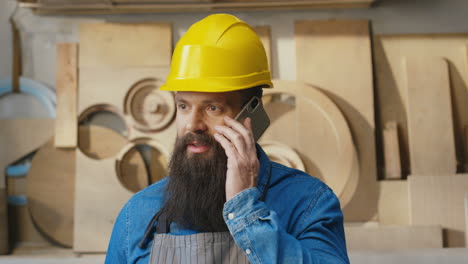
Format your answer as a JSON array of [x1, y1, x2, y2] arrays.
[[228, 213, 235, 220], [246, 249, 251, 255]]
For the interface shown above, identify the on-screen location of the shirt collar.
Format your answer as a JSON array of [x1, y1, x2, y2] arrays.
[[256, 144, 272, 197]]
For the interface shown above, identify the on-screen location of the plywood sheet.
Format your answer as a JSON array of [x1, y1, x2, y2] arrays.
[[74, 126, 131, 252], [383, 121, 402, 180], [296, 19, 377, 221], [27, 139, 75, 247], [378, 180, 409, 225], [405, 57, 456, 175], [409, 174, 468, 247], [253, 25, 272, 74], [55, 43, 78, 148], [345, 224, 442, 250], [373, 35, 468, 176], [79, 23, 171, 68], [0, 119, 54, 254], [262, 80, 359, 209]]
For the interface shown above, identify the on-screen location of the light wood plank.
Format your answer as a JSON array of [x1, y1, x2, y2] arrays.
[[378, 180, 409, 225], [295, 19, 377, 221], [383, 121, 402, 179], [55, 43, 78, 148], [79, 23, 171, 68], [373, 35, 468, 177], [345, 224, 442, 250], [404, 57, 456, 175], [409, 174, 468, 247], [253, 25, 272, 74]]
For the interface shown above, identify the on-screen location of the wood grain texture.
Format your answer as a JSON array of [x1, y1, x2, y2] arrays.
[[253, 25, 272, 74], [465, 193, 468, 248], [404, 57, 456, 175], [383, 121, 402, 179], [409, 174, 468, 247], [262, 80, 359, 209], [0, 119, 54, 254], [79, 23, 171, 68], [373, 35, 468, 176], [345, 224, 442, 250], [55, 43, 78, 148], [74, 126, 131, 252], [27, 139, 75, 247], [295, 19, 377, 221], [378, 180, 409, 225]]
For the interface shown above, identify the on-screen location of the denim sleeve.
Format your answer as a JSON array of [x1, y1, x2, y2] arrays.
[[223, 187, 349, 264], [105, 201, 130, 264]]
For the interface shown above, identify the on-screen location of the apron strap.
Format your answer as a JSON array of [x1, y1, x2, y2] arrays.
[[138, 210, 163, 249]]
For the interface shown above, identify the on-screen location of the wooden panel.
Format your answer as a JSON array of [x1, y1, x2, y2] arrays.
[[373, 35, 468, 176], [465, 193, 468, 248], [0, 119, 54, 254], [378, 180, 409, 225], [253, 26, 272, 74], [383, 121, 402, 180], [27, 139, 75, 247], [296, 19, 377, 221], [345, 224, 443, 250], [74, 126, 130, 252], [55, 43, 78, 148], [262, 80, 359, 209], [465, 126, 468, 172], [409, 175, 468, 247], [79, 23, 171, 68], [405, 57, 456, 175]]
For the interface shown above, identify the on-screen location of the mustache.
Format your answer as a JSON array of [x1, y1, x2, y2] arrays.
[[179, 132, 216, 148]]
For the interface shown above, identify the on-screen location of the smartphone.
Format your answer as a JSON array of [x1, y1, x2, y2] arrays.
[[234, 96, 270, 142]]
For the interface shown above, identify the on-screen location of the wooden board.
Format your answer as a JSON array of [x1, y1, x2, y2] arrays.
[[55, 43, 78, 148], [295, 19, 377, 221], [253, 26, 272, 74], [79, 23, 171, 68], [378, 180, 409, 225], [409, 174, 468, 247], [465, 193, 468, 248], [373, 35, 468, 176], [262, 80, 359, 209], [27, 139, 75, 247], [0, 119, 54, 254], [405, 57, 456, 175], [383, 121, 402, 180], [74, 126, 131, 252], [345, 224, 442, 250]]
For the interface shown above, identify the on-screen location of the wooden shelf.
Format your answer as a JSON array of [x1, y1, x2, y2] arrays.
[[18, 0, 375, 15]]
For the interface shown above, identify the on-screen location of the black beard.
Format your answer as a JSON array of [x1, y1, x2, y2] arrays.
[[159, 132, 229, 232]]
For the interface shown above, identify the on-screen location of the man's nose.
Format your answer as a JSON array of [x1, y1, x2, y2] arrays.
[[186, 111, 208, 133]]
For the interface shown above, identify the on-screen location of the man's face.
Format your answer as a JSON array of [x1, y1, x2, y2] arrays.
[[174, 91, 243, 157]]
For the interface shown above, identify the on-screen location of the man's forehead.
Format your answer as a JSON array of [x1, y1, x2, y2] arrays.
[[175, 91, 241, 104]]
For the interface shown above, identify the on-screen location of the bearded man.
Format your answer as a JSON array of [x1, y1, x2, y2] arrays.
[[105, 14, 349, 264]]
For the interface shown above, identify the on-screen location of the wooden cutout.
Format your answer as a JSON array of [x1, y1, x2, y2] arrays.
[[78, 125, 128, 160], [383, 121, 402, 179], [55, 43, 78, 148], [345, 224, 442, 250], [295, 19, 377, 221], [27, 139, 75, 247], [409, 174, 468, 247], [0, 119, 54, 254], [373, 35, 468, 177], [405, 57, 456, 175], [262, 80, 359, 209], [74, 126, 132, 252], [253, 26, 272, 74], [378, 180, 409, 225], [79, 23, 171, 68]]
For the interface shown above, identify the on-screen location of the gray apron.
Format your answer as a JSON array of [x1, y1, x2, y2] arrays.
[[139, 166, 271, 264]]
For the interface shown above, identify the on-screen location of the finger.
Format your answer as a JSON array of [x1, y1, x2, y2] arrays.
[[214, 125, 246, 154], [224, 116, 254, 148], [213, 132, 238, 158]]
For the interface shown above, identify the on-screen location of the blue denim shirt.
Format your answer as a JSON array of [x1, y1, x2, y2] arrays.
[[105, 146, 349, 263]]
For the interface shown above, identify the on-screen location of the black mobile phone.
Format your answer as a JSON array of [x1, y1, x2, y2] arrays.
[[234, 96, 270, 142]]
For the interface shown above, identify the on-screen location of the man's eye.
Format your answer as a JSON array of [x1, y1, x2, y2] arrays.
[[177, 103, 187, 110], [208, 105, 221, 112]]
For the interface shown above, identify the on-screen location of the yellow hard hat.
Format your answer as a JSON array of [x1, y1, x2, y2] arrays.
[[160, 14, 273, 92]]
